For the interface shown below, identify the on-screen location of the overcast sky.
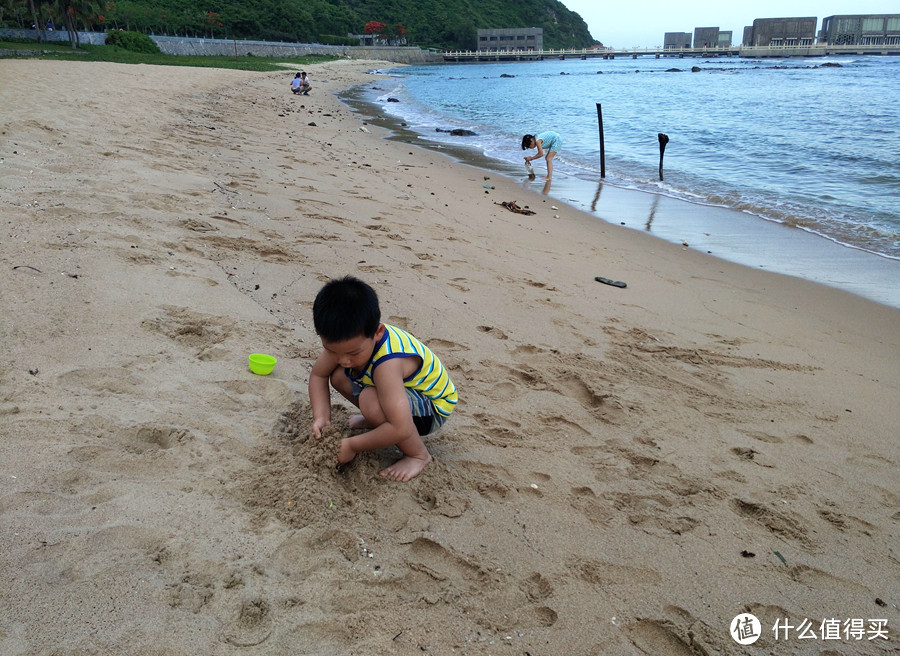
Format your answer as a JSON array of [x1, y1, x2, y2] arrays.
[[560, 1, 899, 48]]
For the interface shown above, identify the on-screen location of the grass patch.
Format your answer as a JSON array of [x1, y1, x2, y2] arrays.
[[0, 39, 75, 51], [0, 41, 337, 71]]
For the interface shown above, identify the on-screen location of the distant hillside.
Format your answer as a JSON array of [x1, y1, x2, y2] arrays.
[[9, 0, 596, 50]]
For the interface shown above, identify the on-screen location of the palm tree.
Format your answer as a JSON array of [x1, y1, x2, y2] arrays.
[[47, 0, 100, 47], [28, 0, 45, 42]]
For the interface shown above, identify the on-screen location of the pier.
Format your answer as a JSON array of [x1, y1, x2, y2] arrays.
[[441, 43, 900, 62]]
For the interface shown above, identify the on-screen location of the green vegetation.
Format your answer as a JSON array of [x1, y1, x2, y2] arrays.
[[0, 39, 336, 70], [103, 29, 159, 53], [318, 34, 359, 46], [0, 0, 596, 50]]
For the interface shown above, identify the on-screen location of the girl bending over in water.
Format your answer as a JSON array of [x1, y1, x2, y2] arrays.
[[522, 131, 561, 179]]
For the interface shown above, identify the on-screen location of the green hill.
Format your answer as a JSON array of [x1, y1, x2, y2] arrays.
[[2, 0, 596, 50]]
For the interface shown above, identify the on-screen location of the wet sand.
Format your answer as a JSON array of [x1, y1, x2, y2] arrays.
[[344, 88, 900, 309]]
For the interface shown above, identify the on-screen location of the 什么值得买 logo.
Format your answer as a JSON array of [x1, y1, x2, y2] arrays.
[[731, 613, 761, 645]]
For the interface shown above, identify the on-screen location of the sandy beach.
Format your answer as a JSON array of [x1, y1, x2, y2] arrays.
[[1, 58, 898, 655]]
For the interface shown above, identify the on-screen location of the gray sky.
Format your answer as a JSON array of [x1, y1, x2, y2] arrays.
[[561, 1, 899, 48]]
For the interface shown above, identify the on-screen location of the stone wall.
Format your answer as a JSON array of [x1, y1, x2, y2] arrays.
[[0, 29, 440, 63], [0, 28, 106, 44], [152, 35, 440, 63]]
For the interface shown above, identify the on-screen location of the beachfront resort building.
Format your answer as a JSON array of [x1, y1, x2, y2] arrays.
[[664, 32, 692, 49], [821, 15, 900, 45], [477, 28, 542, 51], [693, 27, 720, 48], [742, 26, 754, 46], [664, 28, 729, 49], [742, 17, 817, 47]]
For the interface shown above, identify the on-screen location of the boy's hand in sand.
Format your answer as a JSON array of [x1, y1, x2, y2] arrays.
[[337, 438, 356, 466], [310, 417, 330, 440]]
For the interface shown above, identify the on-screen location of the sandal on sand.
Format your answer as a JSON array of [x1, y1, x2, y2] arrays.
[[594, 276, 627, 288]]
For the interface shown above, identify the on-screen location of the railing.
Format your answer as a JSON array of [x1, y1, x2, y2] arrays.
[[441, 46, 738, 58], [442, 43, 900, 59]]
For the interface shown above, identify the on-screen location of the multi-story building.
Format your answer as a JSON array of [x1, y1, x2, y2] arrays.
[[717, 30, 733, 47], [476, 28, 542, 51], [742, 26, 754, 46], [821, 15, 900, 45], [664, 32, 692, 49], [693, 26, 720, 48], [743, 17, 817, 46]]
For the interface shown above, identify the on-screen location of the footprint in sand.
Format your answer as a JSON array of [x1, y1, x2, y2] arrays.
[[108, 423, 196, 454], [604, 490, 700, 535], [141, 305, 235, 355], [621, 606, 727, 654], [470, 412, 524, 447], [729, 498, 814, 549], [476, 325, 508, 340], [202, 235, 294, 262], [569, 486, 616, 526], [222, 598, 273, 647], [785, 564, 874, 597], [414, 485, 469, 518], [817, 505, 876, 535], [165, 570, 215, 614], [406, 537, 488, 587], [622, 619, 703, 655], [571, 556, 662, 586], [426, 338, 466, 352]]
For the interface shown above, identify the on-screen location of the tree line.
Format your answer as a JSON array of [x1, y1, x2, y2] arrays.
[[0, 0, 597, 50]]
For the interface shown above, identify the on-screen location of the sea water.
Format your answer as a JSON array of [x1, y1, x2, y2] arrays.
[[347, 56, 900, 306]]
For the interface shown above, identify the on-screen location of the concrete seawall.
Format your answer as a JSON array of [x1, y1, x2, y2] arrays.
[[153, 36, 439, 63], [0, 29, 441, 64], [0, 28, 106, 45]]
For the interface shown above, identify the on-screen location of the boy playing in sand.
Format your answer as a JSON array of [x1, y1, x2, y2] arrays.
[[308, 276, 457, 481]]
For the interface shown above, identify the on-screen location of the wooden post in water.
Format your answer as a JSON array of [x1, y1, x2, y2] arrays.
[[596, 103, 606, 178], [658, 133, 669, 181]]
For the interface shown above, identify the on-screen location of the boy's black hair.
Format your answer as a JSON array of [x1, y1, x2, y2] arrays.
[[312, 276, 381, 342], [521, 134, 534, 150]]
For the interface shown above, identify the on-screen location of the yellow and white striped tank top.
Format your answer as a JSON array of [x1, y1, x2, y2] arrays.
[[349, 324, 457, 419]]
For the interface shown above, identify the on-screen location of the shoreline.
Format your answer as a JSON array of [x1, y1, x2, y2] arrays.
[[343, 78, 900, 309], [2, 59, 898, 655]]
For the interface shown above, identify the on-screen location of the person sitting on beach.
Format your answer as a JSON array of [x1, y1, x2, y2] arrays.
[[308, 276, 458, 481], [290, 72, 304, 94], [291, 71, 311, 95], [522, 131, 562, 180]]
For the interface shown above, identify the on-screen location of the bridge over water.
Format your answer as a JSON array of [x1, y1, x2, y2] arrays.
[[441, 43, 900, 62]]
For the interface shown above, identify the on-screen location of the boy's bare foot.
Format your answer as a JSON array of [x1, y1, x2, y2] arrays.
[[380, 453, 432, 482], [348, 414, 370, 430]]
